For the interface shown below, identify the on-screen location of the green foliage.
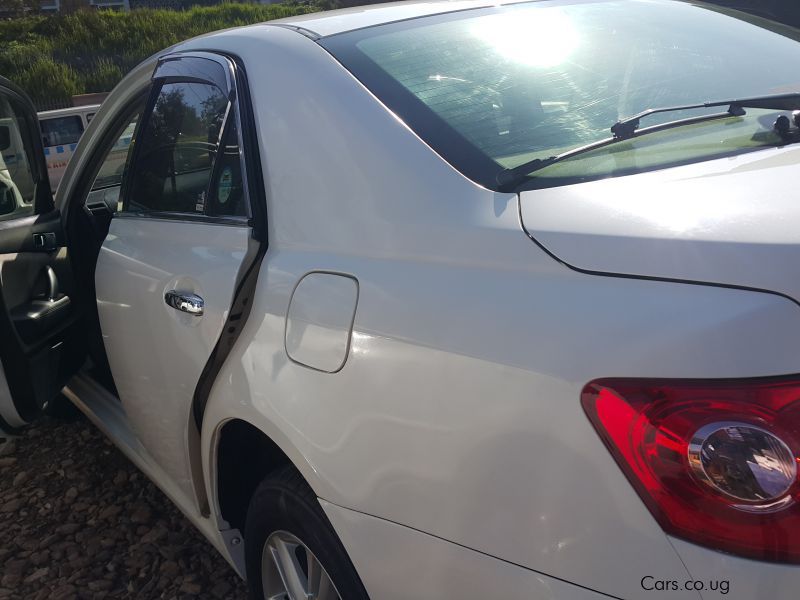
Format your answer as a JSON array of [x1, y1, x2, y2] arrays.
[[16, 58, 81, 106], [80, 58, 125, 94], [0, 0, 39, 19], [0, 3, 315, 108]]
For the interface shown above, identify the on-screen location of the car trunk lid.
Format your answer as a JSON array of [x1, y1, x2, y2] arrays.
[[519, 145, 800, 302]]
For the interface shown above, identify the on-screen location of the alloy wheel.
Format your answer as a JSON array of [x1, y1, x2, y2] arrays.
[[262, 530, 341, 600]]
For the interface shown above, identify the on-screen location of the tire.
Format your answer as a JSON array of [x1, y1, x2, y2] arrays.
[[244, 465, 370, 600]]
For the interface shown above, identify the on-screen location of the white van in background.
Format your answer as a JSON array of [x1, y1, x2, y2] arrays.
[[38, 104, 100, 192], [0, 115, 34, 219]]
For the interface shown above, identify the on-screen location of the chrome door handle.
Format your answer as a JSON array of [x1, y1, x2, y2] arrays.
[[164, 290, 204, 316]]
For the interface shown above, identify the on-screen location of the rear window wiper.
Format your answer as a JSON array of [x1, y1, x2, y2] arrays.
[[496, 92, 800, 191]]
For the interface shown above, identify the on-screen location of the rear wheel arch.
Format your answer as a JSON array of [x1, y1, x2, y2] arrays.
[[213, 417, 366, 593], [214, 418, 300, 534], [244, 464, 370, 599]]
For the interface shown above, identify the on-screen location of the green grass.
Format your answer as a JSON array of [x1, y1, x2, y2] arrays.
[[0, 3, 318, 108]]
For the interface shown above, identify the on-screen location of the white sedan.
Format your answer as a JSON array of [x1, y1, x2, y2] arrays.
[[2, 1, 800, 598]]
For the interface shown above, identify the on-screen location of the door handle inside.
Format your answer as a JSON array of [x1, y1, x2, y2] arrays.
[[164, 290, 204, 316]]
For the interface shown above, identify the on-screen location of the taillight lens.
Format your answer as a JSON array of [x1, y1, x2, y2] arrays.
[[582, 377, 800, 563]]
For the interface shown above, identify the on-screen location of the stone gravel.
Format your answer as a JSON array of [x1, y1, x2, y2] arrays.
[[0, 415, 247, 599]]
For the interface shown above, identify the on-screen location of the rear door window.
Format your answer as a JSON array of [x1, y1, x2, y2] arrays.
[[206, 117, 246, 218], [125, 81, 230, 215]]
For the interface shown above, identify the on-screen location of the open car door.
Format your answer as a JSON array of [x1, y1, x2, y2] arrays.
[[0, 76, 84, 432]]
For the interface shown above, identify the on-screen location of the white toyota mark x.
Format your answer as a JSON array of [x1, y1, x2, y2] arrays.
[[1, 1, 800, 598]]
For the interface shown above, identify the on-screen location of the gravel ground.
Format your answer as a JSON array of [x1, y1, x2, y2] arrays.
[[0, 414, 248, 600]]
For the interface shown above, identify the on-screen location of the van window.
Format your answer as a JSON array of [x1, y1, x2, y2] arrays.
[[40, 116, 84, 147]]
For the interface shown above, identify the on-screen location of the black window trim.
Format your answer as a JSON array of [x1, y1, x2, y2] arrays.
[[120, 51, 251, 226], [115, 211, 248, 227], [318, 5, 517, 192]]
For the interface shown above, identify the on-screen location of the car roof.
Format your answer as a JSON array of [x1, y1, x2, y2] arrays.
[[38, 105, 101, 119], [266, 0, 537, 38]]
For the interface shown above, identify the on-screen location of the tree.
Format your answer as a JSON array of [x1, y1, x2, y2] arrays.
[[0, 0, 40, 18]]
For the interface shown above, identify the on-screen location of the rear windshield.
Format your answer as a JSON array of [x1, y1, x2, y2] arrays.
[[322, 0, 800, 191]]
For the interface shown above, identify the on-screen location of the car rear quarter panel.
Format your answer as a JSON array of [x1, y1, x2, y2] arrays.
[[191, 26, 800, 599], [670, 537, 800, 600]]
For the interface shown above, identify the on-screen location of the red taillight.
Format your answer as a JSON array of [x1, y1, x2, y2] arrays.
[[582, 376, 800, 563]]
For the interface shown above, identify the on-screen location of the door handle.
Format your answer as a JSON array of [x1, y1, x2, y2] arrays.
[[33, 232, 57, 251], [164, 290, 204, 316]]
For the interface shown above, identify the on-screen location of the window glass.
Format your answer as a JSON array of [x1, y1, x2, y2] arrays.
[[207, 118, 246, 218], [323, 0, 800, 189], [93, 117, 138, 191], [0, 96, 38, 221], [84, 108, 141, 213], [40, 115, 84, 147], [126, 82, 229, 215]]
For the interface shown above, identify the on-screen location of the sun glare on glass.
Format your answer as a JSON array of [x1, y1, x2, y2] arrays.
[[470, 9, 580, 68]]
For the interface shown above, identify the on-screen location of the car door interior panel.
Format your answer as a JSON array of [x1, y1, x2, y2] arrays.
[[4, 250, 72, 343], [0, 250, 84, 425], [0, 78, 86, 429], [0, 211, 65, 254]]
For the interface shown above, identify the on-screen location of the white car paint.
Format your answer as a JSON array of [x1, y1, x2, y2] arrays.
[[320, 500, 620, 600], [519, 145, 800, 300], [267, 0, 530, 36], [285, 272, 359, 373], [95, 217, 250, 511], [180, 24, 800, 600], [668, 536, 800, 600], [14, 3, 795, 600]]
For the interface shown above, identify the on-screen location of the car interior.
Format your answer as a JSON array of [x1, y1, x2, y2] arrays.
[[0, 85, 85, 428]]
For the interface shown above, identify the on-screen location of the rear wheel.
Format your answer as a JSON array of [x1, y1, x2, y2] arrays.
[[244, 466, 369, 600]]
